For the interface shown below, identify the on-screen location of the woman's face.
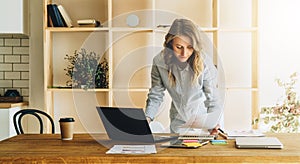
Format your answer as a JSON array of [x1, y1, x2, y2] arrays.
[[172, 36, 194, 63]]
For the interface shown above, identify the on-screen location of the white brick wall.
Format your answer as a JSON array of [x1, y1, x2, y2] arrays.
[[0, 34, 29, 101], [0, 47, 12, 54]]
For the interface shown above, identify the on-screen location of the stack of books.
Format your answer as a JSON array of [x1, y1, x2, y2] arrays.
[[47, 4, 101, 28], [47, 4, 73, 27]]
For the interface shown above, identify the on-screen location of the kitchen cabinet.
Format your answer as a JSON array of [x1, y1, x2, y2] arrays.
[[0, 103, 27, 141], [0, 0, 29, 35]]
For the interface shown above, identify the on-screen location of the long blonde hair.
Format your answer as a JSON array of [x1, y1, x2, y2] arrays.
[[163, 19, 204, 86]]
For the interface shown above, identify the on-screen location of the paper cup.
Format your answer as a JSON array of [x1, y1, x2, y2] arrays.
[[59, 117, 75, 140]]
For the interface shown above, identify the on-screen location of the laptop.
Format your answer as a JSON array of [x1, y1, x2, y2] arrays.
[[235, 137, 283, 149], [96, 106, 178, 144]]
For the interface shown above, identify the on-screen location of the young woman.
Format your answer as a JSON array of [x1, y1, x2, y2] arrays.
[[145, 19, 222, 134]]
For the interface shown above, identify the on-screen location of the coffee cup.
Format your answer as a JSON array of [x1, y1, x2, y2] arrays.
[[59, 117, 75, 140]]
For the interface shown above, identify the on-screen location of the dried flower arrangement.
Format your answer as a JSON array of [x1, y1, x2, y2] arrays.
[[256, 72, 300, 132], [64, 48, 109, 89]]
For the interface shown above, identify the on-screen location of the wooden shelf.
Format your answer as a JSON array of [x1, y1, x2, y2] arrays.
[[47, 88, 110, 92], [44, 0, 259, 132], [225, 87, 259, 91], [46, 27, 110, 32], [219, 27, 258, 32]]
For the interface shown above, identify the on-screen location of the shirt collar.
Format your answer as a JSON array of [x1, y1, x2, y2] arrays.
[[176, 63, 190, 71]]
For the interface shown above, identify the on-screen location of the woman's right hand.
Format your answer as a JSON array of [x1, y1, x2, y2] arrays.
[[146, 117, 152, 124]]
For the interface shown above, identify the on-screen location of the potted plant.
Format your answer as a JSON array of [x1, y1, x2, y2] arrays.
[[255, 72, 300, 132], [64, 48, 109, 89]]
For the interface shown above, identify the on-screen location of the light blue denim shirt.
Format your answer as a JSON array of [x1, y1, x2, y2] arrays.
[[145, 51, 222, 133]]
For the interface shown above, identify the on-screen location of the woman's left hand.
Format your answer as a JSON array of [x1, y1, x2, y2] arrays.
[[210, 124, 220, 135]]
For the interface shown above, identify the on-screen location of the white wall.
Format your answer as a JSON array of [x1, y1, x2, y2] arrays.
[[29, 0, 44, 109], [259, 0, 300, 107], [26, 0, 300, 132], [28, 0, 44, 133]]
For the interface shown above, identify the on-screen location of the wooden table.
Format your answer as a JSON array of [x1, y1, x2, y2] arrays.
[[0, 133, 299, 163]]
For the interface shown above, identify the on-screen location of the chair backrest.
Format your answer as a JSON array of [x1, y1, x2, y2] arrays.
[[13, 109, 55, 134]]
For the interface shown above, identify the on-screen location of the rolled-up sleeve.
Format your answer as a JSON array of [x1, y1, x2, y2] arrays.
[[202, 57, 222, 114], [145, 57, 166, 120]]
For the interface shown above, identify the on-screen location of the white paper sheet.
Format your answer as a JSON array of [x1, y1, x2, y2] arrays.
[[226, 130, 265, 139], [180, 111, 221, 129], [106, 145, 157, 154]]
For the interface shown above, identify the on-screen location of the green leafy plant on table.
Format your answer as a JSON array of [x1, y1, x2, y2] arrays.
[[64, 48, 109, 89], [255, 72, 300, 133]]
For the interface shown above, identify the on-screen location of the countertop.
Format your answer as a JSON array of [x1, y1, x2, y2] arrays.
[[0, 102, 28, 109]]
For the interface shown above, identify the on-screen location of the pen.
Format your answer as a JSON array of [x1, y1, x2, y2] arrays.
[[217, 128, 228, 139], [218, 128, 225, 133], [201, 140, 210, 146]]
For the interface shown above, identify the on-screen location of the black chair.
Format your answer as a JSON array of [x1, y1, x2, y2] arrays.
[[13, 109, 55, 135]]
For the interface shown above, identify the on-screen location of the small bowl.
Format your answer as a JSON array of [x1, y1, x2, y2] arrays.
[[4, 90, 21, 97]]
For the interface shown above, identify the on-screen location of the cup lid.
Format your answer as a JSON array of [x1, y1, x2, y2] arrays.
[[59, 117, 75, 122]]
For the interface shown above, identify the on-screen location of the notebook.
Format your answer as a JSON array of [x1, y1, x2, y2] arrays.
[[177, 128, 216, 140], [235, 137, 283, 149], [161, 139, 210, 148], [96, 106, 178, 144]]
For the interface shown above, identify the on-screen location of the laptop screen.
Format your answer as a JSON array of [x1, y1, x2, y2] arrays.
[[96, 106, 154, 143]]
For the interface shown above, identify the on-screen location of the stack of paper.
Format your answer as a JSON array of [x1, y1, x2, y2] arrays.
[[106, 145, 157, 154], [226, 130, 265, 139], [178, 128, 216, 140]]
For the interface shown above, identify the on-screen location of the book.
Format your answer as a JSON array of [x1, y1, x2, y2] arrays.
[[52, 4, 66, 27], [47, 4, 65, 27], [47, 14, 54, 27], [47, 4, 59, 27], [57, 5, 73, 27], [77, 19, 101, 27], [77, 24, 101, 27]]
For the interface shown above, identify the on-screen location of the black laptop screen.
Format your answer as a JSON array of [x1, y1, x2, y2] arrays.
[[100, 107, 150, 135], [96, 106, 155, 143]]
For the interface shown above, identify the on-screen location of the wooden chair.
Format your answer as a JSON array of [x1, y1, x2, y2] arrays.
[[13, 109, 55, 134]]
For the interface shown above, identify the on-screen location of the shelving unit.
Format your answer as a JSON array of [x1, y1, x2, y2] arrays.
[[43, 0, 258, 132]]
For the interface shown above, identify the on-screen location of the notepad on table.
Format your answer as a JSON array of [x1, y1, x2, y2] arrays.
[[106, 145, 157, 154], [226, 130, 265, 139]]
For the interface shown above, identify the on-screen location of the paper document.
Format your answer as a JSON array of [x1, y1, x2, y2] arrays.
[[226, 130, 265, 139], [106, 145, 157, 154], [180, 111, 221, 129]]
